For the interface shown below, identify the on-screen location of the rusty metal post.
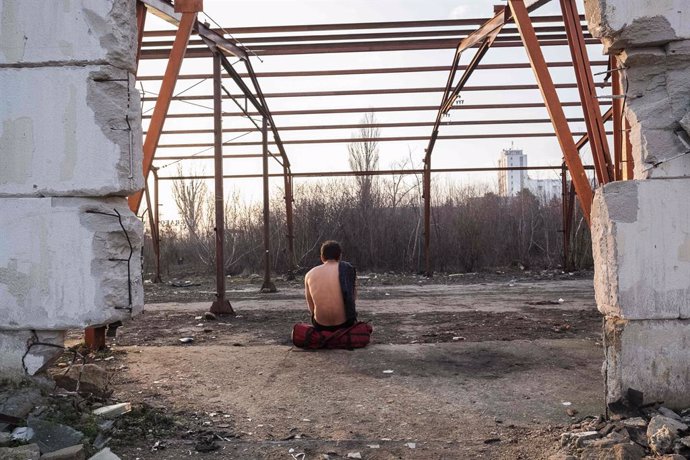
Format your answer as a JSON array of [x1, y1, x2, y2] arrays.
[[611, 55, 623, 181], [561, 162, 570, 270], [261, 117, 277, 293], [85, 326, 107, 351], [560, 0, 614, 184], [624, 115, 634, 180], [509, 0, 593, 224], [422, 159, 432, 277], [210, 51, 234, 315], [283, 166, 296, 280], [152, 167, 162, 283]]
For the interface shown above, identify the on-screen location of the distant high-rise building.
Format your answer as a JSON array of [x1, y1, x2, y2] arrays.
[[498, 148, 560, 201], [498, 148, 527, 196]]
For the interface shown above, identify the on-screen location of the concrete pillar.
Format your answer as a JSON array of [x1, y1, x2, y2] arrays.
[[0, 0, 143, 378], [586, 0, 690, 408]]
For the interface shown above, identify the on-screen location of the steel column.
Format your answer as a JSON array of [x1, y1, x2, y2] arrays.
[[152, 167, 162, 283], [560, 0, 613, 184], [261, 117, 277, 292], [422, 160, 432, 276], [624, 116, 634, 179], [509, 0, 593, 224], [611, 55, 624, 181], [210, 51, 234, 315], [128, 10, 197, 213], [283, 166, 296, 280]]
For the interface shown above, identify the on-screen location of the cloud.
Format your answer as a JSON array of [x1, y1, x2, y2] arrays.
[[449, 5, 470, 19]]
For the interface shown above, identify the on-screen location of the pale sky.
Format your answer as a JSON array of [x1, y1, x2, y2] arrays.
[[137, 0, 606, 222]]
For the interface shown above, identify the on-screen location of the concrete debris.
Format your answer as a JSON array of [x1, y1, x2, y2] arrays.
[[40, 444, 86, 460], [88, 448, 121, 460], [346, 453, 362, 459], [11, 426, 34, 441], [179, 337, 194, 344], [204, 312, 217, 321], [54, 364, 110, 397], [556, 407, 690, 459], [0, 331, 66, 378], [660, 407, 684, 421], [0, 443, 41, 460], [92, 403, 131, 419], [0, 431, 11, 446], [27, 416, 84, 453], [405, 442, 416, 449], [0, 387, 43, 419]]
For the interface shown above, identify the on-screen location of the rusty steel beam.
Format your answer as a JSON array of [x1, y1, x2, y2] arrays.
[[136, 60, 608, 81], [143, 15, 581, 36], [283, 167, 296, 280], [152, 117, 591, 135], [611, 55, 624, 180], [141, 27, 592, 50], [156, 165, 596, 181], [260, 117, 277, 293], [152, 167, 162, 283], [140, 24, 588, 47], [139, 82, 609, 103], [509, 0, 593, 224], [210, 51, 235, 315], [140, 37, 599, 59], [156, 131, 610, 149], [624, 116, 634, 179], [561, 0, 613, 184], [128, 10, 197, 213], [143, 100, 612, 120]]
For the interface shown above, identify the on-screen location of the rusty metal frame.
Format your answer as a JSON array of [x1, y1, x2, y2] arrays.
[[508, 0, 594, 224], [560, 0, 613, 184]]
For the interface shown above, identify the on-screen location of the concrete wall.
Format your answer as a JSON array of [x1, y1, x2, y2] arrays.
[[0, 0, 143, 377], [586, 0, 690, 409], [0, 65, 143, 196], [0, 0, 137, 70], [0, 197, 144, 330]]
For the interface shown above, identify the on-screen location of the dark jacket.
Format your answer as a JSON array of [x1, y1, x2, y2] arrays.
[[338, 261, 357, 323]]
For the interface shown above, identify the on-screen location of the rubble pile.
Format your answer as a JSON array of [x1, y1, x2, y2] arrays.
[[552, 404, 690, 460]]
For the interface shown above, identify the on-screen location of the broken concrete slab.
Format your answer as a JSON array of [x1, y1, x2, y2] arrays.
[[88, 447, 120, 460], [40, 444, 86, 460], [604, 318, 690, 409], [0, 0, 137, 71], [92, 403, 131, 419], [585, 0, 690, 52], [592, 179, 690, 319], [27, 417, 84, 454], [0, 197, 144, 331], [0, 443, 40, 460], [0, 65, 143, 197], [0, 331, 65, 378], [0, 386, 43, 419]]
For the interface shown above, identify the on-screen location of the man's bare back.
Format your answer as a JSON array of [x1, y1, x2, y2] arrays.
[[305, 260, 346, 327]]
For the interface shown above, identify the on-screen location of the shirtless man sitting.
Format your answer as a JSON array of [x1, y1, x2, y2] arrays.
[[305, 241, 357, 331]]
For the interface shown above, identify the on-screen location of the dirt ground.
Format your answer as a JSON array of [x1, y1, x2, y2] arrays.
[[73, 271, 606, 459]]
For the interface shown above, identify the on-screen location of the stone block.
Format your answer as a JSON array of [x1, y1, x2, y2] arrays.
[[0, 0, 137, 71], [0, 65, 143, 196], [604, 318, 690, 409], [585, 0, 690, 52], [592, 179, 690, 319], [0, 197, 144, 330]]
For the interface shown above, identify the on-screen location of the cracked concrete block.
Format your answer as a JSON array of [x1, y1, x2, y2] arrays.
[[604, 318, 690, 409], [592, 179, 690, 320], [0, 65, 143, 196], [0, 330, 65, 379], [0, 0, 137, 71], [585, 0, 690, 52], [0, 197, 143, 331]]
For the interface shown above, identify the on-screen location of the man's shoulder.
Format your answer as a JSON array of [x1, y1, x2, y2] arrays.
[[305, 265, 321, 279]]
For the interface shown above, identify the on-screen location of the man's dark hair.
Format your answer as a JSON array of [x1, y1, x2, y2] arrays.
[[320, 240, 342, 261]]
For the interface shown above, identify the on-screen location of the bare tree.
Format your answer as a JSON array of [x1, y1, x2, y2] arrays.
[[171, 166, 207, 243], [348, 112, 380, 208]]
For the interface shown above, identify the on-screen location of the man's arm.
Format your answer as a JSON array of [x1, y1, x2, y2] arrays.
[[305, 275, 315, 314]]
